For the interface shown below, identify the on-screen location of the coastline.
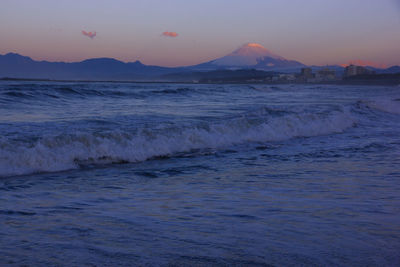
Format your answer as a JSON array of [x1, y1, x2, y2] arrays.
[[1, 77, 400, 86]]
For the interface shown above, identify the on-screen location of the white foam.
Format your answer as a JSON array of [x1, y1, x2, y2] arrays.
[[0, 108, 356, 177]]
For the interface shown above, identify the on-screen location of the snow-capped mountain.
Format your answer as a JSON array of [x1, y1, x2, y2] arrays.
[[199, 43, 305, 70], [212, 43, 284, 66]]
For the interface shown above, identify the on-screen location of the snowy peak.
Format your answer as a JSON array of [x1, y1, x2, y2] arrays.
[[212, 43, 285, 66], [232, 43, 284, 60]]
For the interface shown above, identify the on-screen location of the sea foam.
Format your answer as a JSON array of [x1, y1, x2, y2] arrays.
[[0, 107, 356, 177]]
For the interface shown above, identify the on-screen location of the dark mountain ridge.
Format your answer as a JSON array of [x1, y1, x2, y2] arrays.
[[0, 51, 398, 81], [0, 53, 183, 80]]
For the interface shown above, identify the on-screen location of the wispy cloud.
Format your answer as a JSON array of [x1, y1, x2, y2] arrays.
[[82, 30, 97, 39], [162, 31, 178, 37], [340, 60, 387, 69]]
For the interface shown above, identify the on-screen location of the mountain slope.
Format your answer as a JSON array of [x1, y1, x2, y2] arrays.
[[212, 43, 284, 66], [192, 43, 305, 70]]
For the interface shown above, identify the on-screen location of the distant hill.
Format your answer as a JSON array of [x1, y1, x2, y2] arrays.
[[0, 53, 183, 81], [376, 65, 400, 74]]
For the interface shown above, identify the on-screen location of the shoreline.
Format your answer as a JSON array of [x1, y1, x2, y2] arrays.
[[1, 77, 399, 86]]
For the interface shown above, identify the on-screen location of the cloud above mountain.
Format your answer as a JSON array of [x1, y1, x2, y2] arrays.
[[82, 30, 97, 39], [162, 31, 178, 37]]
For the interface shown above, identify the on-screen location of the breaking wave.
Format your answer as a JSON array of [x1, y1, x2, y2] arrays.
[[0, 107, 356, 177]]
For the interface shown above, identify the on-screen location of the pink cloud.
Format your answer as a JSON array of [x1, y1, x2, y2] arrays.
[[340, 60, 387, 69], [162, 31, 178, 37], [82, 30, 97, 39]]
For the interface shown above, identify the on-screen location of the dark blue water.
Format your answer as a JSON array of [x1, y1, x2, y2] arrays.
[[1, 81, 400, 266]]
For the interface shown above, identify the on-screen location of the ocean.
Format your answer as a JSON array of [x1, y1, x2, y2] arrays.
[[0, 81, 399, 266]]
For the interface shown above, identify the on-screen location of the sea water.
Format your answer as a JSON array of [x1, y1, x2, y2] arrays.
[[0, 81, 399, 266]]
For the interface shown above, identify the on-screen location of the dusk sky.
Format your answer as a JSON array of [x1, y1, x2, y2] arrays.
[[1, 0, 399, 67]]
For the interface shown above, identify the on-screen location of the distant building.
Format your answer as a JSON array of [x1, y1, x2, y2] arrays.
[[279, 74, 296, 81], [300, 68, 313, 79], [298, 67, 314, 82], [344, 65, 375, 77], [316, 68, 336, 81]]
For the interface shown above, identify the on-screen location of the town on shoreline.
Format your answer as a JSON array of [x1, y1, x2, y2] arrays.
[[1, 64, 399, 86]]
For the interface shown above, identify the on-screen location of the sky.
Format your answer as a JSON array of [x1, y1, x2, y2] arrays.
[[0, 0, 399, 67]]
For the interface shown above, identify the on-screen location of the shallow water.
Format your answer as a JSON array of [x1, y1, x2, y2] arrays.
[[1, 81, 400, 266]]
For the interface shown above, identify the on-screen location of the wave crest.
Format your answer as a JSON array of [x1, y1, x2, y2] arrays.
[[0, 107, 356, 177]]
